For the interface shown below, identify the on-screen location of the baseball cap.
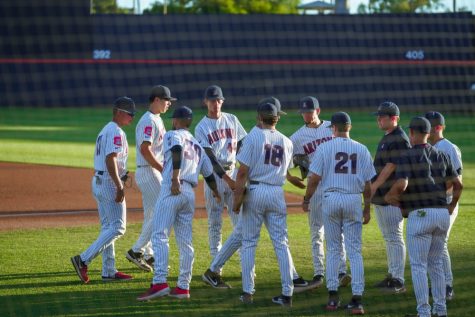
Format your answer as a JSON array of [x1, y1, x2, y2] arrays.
[[114, 96, 136, 116], [298, 96, 320, 113], [258, 96, 287, 115], [150, 85, 177, 101], [257, 103, 278, 117], [170, 106, 193, 119], [329, 111, 351, 127], [424, 111, 445, 126], [204, 85, 225, 100], [373, 101, 400, 116], [407, 116, 431, 134]]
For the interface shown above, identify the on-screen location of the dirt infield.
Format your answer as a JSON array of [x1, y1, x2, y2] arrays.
[[0, 162, 303, 231]]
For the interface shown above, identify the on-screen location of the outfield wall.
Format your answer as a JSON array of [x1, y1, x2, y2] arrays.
[[1, 1, 474, 111]]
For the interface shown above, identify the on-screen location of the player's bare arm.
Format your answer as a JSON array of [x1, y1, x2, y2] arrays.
[[384, 178, 408, 215], [302, 172, 321, 212], [371, 162, 396, 197], [362, 181, 372, 224], [286, 171, 306, 189], [140, 141, 163, 172], [232, 163, 249, 213], [203, 147, 235, 190], [447, 176, 463, 215], [105, 152, 125, 203], [170, 145, 182, 195]]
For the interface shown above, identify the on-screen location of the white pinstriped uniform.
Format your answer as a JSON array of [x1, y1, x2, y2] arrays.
[[309, 137, 375, 295], [81, 122, 128, 277], [151, 129, 214, 290], [238, 127, 295, 297], [433, 138, 462, 287], [132, 111, 166, 259], [290, 121, 347, 277], [195, 113, 247, 259]]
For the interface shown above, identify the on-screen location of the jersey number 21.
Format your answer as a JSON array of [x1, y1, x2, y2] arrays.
[[335, 152, 357, 174]]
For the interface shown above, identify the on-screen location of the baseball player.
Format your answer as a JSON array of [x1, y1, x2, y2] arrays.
[[289, 96, 350, 288], [425, 111, 463, 301], [125, 85, 176, 272], [194, 85, 247, 269], [371, 101, 411, 293], [71, 97, 136, 283], [232, 102, 297, 307], [137, 106, 221, 301], [385, 116, 462, 317], [303, 112, 375, 315], [201, 97, 313, 293]]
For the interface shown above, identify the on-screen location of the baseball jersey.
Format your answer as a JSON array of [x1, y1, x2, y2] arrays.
[[94, 121, 128, 178], [290, 120, 333, 161], [237, 127, 293, 186], [372, 126, 411, 205], [161, 129, 213, 188], [309, 137, 376, 194], [395, 143, 457, 211], [433, 138, 462, 175], [135, 111, 166, 166], [195, 113, 247, 167]]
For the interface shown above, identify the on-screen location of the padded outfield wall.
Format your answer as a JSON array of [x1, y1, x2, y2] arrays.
[[1, 1, 474, 111]]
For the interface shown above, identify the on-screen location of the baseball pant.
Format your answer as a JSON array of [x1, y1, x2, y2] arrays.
[[204, 171, 239, 259], [406, 208, 450, 317], [133, 166, 162, 258], [81, 176, 126, 277], [375, 204, 406, 283], [323, 192, 364, 295], [151, 183, 195, 290], [309, 191, 347, 277], [241, 184, 294, 297], [442, 203, 458, 287]]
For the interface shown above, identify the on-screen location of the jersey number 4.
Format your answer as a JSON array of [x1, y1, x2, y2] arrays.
[[264, 144, 284, 167], [335, 152, 357, 174]]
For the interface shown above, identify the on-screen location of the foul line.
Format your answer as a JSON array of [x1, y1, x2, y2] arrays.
[[1, 58, 475, 66]]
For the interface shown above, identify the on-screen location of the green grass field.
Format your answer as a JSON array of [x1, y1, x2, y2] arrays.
[[0, 106, 474, 316]]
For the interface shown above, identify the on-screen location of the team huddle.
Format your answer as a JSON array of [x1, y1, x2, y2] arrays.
[[70, 85, 463, 317]]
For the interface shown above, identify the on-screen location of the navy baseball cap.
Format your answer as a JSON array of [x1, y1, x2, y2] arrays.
[[114, 96, 136, 116], [258, 96, 287, 115], [298, 96, 320, 113], [373, 101, 400, 116], [170, 106, 193, 119], [407, 116, 431, 134], [328, 111, 351, 127], [257, 103, 278, 117], [424, 111, 445, 126], [204, 85, 225, 100], [150, 85, 177, 101]]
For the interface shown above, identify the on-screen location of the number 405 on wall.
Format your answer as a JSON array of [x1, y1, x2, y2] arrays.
[[405, 50, 424, 60]]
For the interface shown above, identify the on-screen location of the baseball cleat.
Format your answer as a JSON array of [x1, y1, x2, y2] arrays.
[[102, 271, 133, 282], [71, 255, 90, 284], [202, 269, 232, 289], [293, 276, 317, 293], [239, 292, 253, 304], [272, 294, 292, 307], [310, 274, 324, 288], [338, 273, 352, 287], [374, 273, 392, 288], [126, 249, 153, 272], [326, 291, 340, 311], [137, 283, 170, 301], [346, 295, 364, 315], [446, 285, 454, 301], [382, 278, 406, 294], [168, 286, 190, 299]]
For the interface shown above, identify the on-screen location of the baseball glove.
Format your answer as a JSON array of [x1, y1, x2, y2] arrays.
[[293, 154, 310, 179]]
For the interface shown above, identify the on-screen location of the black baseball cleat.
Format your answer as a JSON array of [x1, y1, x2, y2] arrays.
[[326, 291, 340, 311], [293, 276, 316, 293], [310, 274, 324, 288], [202, 269, 232, 289], [272, 294, 292, 307], [239, 292, 253, 304], [382, 278, 406, 294], [338, 272, 352, 287], [446, 285, 454, 301], [346, 295, 364, 315], [125, 249, 152, 272], [374, 273, 392, 288]]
